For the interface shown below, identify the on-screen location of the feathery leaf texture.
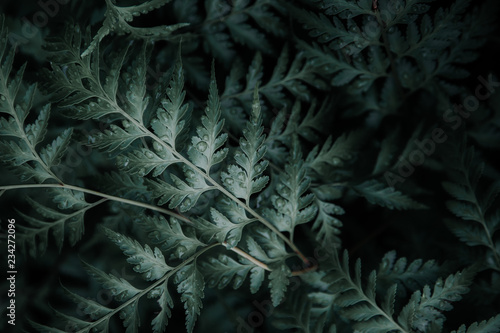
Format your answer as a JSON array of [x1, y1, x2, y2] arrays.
[[2, 2, 500, 332], [0, 37, 72, 183], [323, 250, 478, 333], [16, 190, 93, 257], [82, 0, 188, 57], [353, 179, 428, 210], [264, 138, 317, 237], [442, 140, 500, 270], [292, 0, 496, 114], [221, 88, 269, 203]]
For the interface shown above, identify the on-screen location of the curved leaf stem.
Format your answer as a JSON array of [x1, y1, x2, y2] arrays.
[[0, 183, 191, 224]]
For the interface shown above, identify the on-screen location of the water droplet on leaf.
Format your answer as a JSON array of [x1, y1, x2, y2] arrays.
[[196, 141, 208, 152]]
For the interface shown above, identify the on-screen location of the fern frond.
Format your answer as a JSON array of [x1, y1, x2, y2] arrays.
[[451, 314, 500, 333], [324, 250, 405, 332], [0, 35, 72, 183], [273, 290, 336, 333], [221, 47, 326, 130], [221, 88, 269, 203], [246, 227, 292, 306], [82, 0, 188, 57], [306, 131, 364, 176], [187, 63, 228, 173], [406, 267, 476, 331], [201, 0, 287, 63], [151, 50, 191, 150], [195, 208, 251, 248], [352, 180, 427, 210], [16, 190, 100, 257], [324, 250, 478, 332], [175, 261, 205, 333], [264, 138, 317, 239], [139, 215, 206, 260], [442, 141, 500, 270], [201, 253, 255, 290], [377, 251, 442, 297], [146, 165, 215, 212], [104, 227, 173, 280], [311, 193, 344, 249]]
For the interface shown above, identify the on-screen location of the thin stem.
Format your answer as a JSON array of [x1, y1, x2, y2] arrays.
[[226, 242, 271, 272], [0, 183, 191, 224]]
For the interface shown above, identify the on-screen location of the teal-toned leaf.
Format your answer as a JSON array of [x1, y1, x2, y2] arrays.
[[353, 180, 428, 210], [221, 88, 269, 202], [104, 228, 172, 281], [139, 215, 206, 260], [175, 262, 205, 333], [82, 260, 141, 302], [187, 63, 228, 173], [268, 262, 291, 306], [146, 166, 213, 212], [151, 51, 191, 150]]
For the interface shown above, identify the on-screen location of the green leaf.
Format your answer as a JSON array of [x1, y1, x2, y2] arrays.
[[39, 128, 73, 167], [151, 51, 191, 150], [139, 215, 206, 260], [451, 314, 500, 333], [264, 138, 317, 236], [195, 208, 249, 248], [353, 180, 428, 210], [307, 131, 364, 175], [82, 260, 141, 302], [187, 63, 228, 173], [149, 280, 174, 333], [409, 267, 476, 331], [117, 145, 179, 177], [175, 262, 205, 333], [146, 166, 213, 212], [16, 192, 91, 257], [91, 122, 145, 152], [202, 254, 254, 290], [221, 88, 269, 202], [104, 227, 173, 281], [81, 0, 186, 57], [268, 262, 291, 306]]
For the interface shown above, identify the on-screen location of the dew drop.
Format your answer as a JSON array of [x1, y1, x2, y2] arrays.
[[202, 134, 209, 141], [254, 164, 263, 173], [225, 178, 234, 185], [196, 141, 208, 152], [145, 151, 154, 159], [276, 198, 286, 208], [220, 276, 230, 287], [332, 157, 343, 167], [153, 141, 163, 151], [0, 95, 5, 101], [181, 198, 192, 209], [237, 172, 245, 181], [175, 245, 187, 258], [233, 276, 244, 288]]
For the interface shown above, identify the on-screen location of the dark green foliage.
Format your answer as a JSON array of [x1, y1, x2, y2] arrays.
[[1, 0, 500, 332]]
